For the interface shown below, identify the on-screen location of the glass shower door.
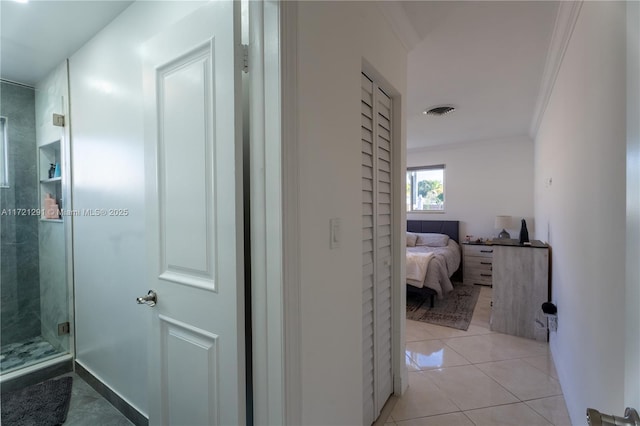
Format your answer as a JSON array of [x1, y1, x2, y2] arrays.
[[0, 81, 73, 378]]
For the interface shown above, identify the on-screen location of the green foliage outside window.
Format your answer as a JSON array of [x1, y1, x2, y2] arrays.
[[407, 165, 445, 212]]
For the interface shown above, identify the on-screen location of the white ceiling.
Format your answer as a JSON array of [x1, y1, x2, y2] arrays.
[[399, 1, 559, 149], [1, 1, 559, 150], [0, 0, 132, 86]]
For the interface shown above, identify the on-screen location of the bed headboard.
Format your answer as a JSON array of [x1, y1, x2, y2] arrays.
[[407, 220, 460, 243]]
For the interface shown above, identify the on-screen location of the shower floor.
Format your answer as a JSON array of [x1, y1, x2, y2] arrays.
[[0, 336, 62, 374]]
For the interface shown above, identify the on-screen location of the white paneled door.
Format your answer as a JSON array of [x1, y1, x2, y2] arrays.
[[362, 72, 394, 425], [142, 2, 245, 425]]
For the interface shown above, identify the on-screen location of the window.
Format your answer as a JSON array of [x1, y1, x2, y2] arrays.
[[0, 117, 7, 188], [406, 165, 445, 212]]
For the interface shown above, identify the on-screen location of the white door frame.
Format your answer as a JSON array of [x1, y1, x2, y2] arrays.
[[253, 3, 406, 424], [247, 0, 289, 424], [279, 1, 304, 424], [250, 2, 302, 424]]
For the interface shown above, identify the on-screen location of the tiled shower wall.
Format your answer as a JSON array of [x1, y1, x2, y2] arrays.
[[0, 81, 41, 345]]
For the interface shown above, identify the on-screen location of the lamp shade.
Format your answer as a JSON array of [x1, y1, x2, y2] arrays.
[[495, 215, 511, 230]]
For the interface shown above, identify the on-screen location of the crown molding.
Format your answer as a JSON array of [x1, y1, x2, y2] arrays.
[[377, 2, 421, 52], [529, 1, 583, 139]]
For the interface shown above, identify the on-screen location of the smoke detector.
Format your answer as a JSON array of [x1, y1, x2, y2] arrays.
[[423, 105, 456, 116]]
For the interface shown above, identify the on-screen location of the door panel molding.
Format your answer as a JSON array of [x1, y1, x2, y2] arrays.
[[156, 40, 218, 292], [159, 315, 219, 425]]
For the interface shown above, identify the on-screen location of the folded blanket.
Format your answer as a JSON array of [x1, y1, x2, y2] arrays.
[[406, 251, 434, 284]]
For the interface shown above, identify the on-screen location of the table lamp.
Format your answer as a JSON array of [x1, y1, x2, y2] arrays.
[[495, 215, 511, 239]]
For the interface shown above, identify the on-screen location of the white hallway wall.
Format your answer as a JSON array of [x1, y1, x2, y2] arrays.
[[407, 136, 534, 240], [534, 1, 631, 422], [296, 2, 407, 424], [625, 0, 640, 412], [69, 1, 205, 414]]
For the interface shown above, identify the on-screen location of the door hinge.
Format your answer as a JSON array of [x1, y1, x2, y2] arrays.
[[57, 322, 70, 335], [241, 44, 249, 73], [53, 114, 65, 127]]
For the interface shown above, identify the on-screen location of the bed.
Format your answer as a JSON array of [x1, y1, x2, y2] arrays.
[[406, 220, 462, 306]]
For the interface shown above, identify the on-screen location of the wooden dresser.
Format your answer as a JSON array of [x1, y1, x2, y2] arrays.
[[491, 240, 550, 342], [463, 240, 550, 341], [462, 243, 494, 286]]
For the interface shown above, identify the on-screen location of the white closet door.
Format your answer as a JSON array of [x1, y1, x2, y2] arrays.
[[375, 87, 393, 407], [362, 74, 376, 426], [361, 72, 393, 425]]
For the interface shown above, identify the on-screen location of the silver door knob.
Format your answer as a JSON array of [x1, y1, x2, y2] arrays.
[[136, 290, 157, 307], [587, 407, 640, 426]]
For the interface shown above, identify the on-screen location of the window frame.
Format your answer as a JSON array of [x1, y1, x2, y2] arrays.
[[406, 164, 446, 213]]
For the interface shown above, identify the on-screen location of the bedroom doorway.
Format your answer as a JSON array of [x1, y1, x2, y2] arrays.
[[361, 71, 395, 424]]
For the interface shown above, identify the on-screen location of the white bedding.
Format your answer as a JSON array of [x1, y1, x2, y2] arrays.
[[406, 240, 461, 298], [406, 251, 434, 284]]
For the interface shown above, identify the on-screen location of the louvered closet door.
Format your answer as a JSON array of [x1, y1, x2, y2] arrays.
[[362, 74, 376, 426], [375, 85, 393, 409], [361, 72, 393, 425]]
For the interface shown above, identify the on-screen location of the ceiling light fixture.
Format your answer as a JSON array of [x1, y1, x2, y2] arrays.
[[423, 105, 456, 116]]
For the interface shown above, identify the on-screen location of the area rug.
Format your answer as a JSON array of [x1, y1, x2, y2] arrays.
[[1, 376, 73, 426], [406, 284, 481, 331]]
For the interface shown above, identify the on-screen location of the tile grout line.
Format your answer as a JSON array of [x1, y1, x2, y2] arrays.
[[430, 363, 523, 408], [408, 366, 523, 415], [522, 397, 566, 426], [440, 336, 475, 365], [517, 354, 560, 379], [405, 369, 468, 416], [473, 359, 564, 404]]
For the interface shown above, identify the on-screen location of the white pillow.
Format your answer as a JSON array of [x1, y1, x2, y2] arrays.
[[416, 233, 450, 247], [406, 232, 418, 247]]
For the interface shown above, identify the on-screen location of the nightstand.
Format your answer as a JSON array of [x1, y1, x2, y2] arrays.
[[462, 243, 494, 286]]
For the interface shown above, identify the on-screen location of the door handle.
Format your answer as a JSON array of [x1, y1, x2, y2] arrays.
[[587, 407, 640, 426], [136, 290, 157, 307]]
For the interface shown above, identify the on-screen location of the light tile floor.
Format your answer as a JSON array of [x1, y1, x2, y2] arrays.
[[383, 286, 571, 426]]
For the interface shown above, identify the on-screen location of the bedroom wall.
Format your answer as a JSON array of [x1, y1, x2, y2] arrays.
[[69, 1, 205, 415], [296, 2, 407, 424], [533, 2, 628, 422], [407, 136, 534, 241]]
